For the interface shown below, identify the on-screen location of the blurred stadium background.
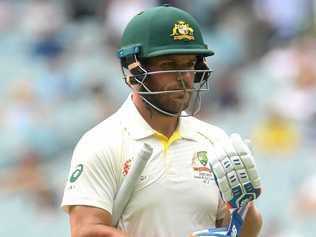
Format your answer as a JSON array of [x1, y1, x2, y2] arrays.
[[0, 0, 316, 236]]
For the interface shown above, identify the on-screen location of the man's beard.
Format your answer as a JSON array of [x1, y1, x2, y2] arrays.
[[140, 87, 192, 116]]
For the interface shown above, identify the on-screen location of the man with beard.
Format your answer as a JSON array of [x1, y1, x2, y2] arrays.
[[61, 5, 263, 237]]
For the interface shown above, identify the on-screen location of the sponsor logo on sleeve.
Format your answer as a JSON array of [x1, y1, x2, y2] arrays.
[[69, 164, 83, 183]]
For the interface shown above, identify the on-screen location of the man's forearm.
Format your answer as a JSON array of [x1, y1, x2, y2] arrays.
[[73, 224, 133, 237], [240, 203, 263, 237]]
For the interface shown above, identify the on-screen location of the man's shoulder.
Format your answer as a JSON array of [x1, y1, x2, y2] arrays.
[[184, 116, 229, 142], [184, 116, 225, 133], [74, 112, 123, 156], [86, 112, 121, 138]]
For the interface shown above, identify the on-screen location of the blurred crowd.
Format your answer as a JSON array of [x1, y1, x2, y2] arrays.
[[0, 0, 316, 236]]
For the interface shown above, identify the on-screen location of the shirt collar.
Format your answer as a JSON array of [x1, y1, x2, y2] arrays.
[[118, 94, 155, 140], [178, 116, 199, 141], [118, 94, 199, 141]]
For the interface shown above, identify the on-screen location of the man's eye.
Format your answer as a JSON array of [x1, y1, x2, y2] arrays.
[[189, 61, 197, 67], [181, 62, 196, 69]]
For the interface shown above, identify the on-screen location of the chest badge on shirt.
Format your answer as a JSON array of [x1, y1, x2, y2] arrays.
[[192, 151, 214, 184]]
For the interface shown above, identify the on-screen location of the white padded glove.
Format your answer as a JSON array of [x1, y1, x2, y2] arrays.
[[209, 133, 262, 209]]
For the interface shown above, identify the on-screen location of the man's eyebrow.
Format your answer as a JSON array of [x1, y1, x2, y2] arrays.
[[159, 60, 176, 65], [159, 59, 196, 65]]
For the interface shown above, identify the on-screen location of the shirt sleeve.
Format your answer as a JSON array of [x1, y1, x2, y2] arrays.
[[61, 133, 120, 214]]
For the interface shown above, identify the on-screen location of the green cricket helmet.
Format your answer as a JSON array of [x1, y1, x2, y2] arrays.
[[117, 5, 214, 66], [117, 5, 214, 117]]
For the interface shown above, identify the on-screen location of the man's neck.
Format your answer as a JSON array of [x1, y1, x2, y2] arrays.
[[132, 94, 178, 138]]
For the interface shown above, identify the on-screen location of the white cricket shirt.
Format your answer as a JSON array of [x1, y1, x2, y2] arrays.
[[62, 95, 229, 237]]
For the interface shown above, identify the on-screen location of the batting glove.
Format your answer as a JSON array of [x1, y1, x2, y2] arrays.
[[209, 133, 261, 209]]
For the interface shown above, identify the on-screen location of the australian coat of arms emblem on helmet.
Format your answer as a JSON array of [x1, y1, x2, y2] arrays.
[[170, 20, 194, 40]]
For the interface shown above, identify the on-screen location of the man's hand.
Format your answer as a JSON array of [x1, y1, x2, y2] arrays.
[[209, 133, 261, 209]]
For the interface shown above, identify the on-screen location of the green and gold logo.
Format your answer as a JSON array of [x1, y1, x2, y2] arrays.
[[197, 151, 208, 166], [69, 164, 83, 183], [170, 20, 194, 41]]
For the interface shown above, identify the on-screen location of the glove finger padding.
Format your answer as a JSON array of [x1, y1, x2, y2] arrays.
[[209, 133, 262, 209], [209, 142, 234, 201], [230, 133, 261, 191]]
